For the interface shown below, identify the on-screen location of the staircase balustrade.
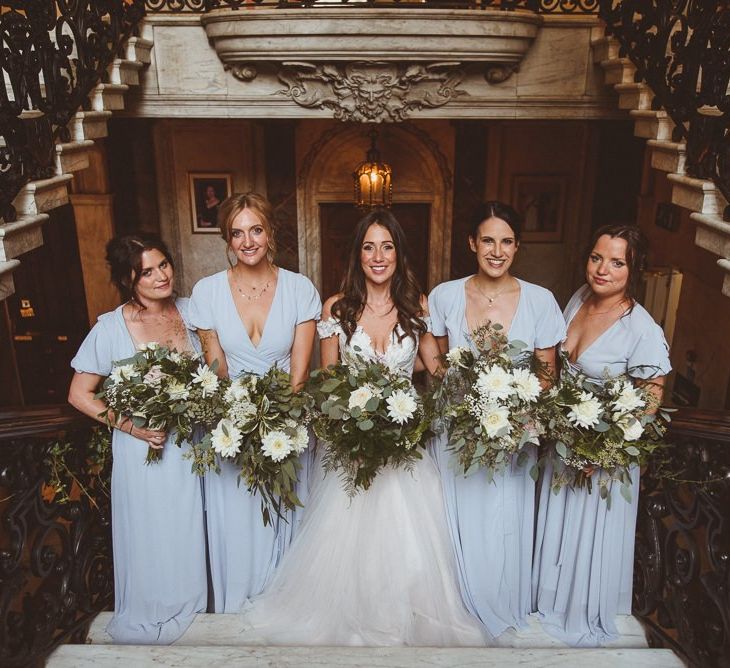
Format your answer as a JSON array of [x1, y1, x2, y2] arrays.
[[0, 406, 111, 668], [599, 0, 730, 221], [0, 0, 146, 223]]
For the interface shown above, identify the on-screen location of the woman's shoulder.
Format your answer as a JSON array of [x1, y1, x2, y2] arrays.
[[192, 269, 227, 293], [623, 301, 664, 335], [322, 292, 344, 318], [279, 267, 317, 291], [429, 276, 469, 305], [516, 278, 559, 303]]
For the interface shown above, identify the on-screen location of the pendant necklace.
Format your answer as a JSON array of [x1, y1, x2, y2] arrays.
[[233, 270, 273, 302], [475, 279, 510, 308]]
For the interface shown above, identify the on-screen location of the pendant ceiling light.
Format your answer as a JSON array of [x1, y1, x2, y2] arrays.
[[353, 129, 393, 209]]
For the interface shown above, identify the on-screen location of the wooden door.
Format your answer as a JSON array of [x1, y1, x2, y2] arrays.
[[319, 203, 430, 300]]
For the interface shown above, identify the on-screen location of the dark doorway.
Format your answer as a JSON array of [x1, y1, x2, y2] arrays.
[[319, 203, 430, 300]]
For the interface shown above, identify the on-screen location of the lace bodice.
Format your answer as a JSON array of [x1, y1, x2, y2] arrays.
[[317, 317, 430, 377]]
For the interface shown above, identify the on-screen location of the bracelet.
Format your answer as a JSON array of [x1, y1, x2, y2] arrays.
[[127, 420, 134, 434]]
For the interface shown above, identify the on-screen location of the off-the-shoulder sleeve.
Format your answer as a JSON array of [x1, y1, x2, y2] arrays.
[[422, 315, 432, 333], [188, 278, 215, 330], [427, 284, 448, 337], [534, 290, 567, 349], [317, 317, 343, 339], [70, 316, 116, 377], [628, 320, 672, 380], [295, 274, 322, 325]]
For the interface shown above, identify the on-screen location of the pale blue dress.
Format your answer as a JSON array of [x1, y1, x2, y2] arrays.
[[532, 284, 672, 646], [70, 299, 207, 644], [188, 268, 321, 613], [428, 276, 566, 637]]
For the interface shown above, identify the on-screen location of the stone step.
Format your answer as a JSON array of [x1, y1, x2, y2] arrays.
[[47, 645, 684, 668], [0, 213, 48, 261], [87, 612, 649, 649], [647, 139, 686, 174], [11, 174, 73, 217], [590, 35, 621, 64], [55, 139, 94, 175], [90, 83, 129, 112], [70, 110, 113, 142], [125, 36, 154, 65], [718, 258, 730, 298], [630, 109, 674, 141], [600, 57, 636, 85], [108, 58, 145, 86], [690, 212, 730, 259], [615, 82, 654, 111], [0, 258, 21, 301], [668, 173, 727, 216]]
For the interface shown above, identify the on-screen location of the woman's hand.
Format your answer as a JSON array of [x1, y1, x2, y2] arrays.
[[129, 424, 168, 449]]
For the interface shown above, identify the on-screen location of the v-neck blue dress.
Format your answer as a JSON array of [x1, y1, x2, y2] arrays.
[[532, 284, 671, 646], [188, 268, 321, 613], [70, 299, 207, 644], [428, 276, 565, 637]]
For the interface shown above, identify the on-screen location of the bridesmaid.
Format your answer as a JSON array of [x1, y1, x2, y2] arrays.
[[68, 235, 206, 644], [188, 192, 321, 613], [532, 225, 671, 646], [428, 201, 565, 638]]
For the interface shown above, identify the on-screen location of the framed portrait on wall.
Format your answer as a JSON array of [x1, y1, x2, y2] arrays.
[[189, 173, 232, 234], [511, 174, 567, 243]]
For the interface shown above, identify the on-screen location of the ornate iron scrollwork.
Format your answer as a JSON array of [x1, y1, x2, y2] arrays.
[[0, 408, 112, 668], [0, 1, 145, 222], [634, 411, 730, 667], [600, 1, 730, 221]]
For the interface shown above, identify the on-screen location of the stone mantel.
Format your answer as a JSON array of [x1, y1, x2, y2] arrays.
[[201, 9, 541, 75]]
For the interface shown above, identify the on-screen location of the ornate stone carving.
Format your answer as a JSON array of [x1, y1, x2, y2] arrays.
[[277, 62, 466, 123], [228, 63, 258, 82]]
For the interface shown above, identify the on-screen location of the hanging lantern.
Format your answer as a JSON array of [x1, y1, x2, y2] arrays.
[[353, 129, 393, 209]]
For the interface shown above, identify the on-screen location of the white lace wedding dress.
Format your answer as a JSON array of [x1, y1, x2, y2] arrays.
[[239, 318, 488, 646]]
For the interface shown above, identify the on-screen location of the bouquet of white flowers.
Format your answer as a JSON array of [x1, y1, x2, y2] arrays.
[[545, 354, 671, 504], [201, 366, 311, 526], [99, 342, 219, 463], [306, 357, 432, 494], [434, 323, 549, 481]]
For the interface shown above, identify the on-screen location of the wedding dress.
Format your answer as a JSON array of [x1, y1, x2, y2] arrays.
[[239, 318, 488, 646]]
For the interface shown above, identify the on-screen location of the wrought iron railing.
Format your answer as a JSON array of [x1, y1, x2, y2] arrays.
[[599, 1, 730, 222], [0, 405, 112, 668], [144, 0, 599, 14], [634, 408, 730, 668], [0, 1, 146, 223]]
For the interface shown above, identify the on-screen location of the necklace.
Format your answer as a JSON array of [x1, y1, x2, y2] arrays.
[[474, 278, 511, 308], [232, 270, 274, 302], [365, 301, 395, 317], [585, 299, 628, 316]]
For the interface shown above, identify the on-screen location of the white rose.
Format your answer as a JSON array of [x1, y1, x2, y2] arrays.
[[285, 419, 310, 454], [386, 389, 417, 425], [348, 385, 376, 411], [211, 419, 242, 458], [109, 363, 136, 384], [191, 364, 219, 397], [612, 382, 645, 413], [166, 380, 190, 401], [138, 341, 160, 352], [261, 430, 294, 462], [446, 346, 468, 367], [475, 365, 515, 402], [168, 351, 184, 365], [619, 416, 644, 442], [567, 392, 602, 429], [480, 404, 512, 438], [511, 368, 542, 403], [225, 379, 251, 404]]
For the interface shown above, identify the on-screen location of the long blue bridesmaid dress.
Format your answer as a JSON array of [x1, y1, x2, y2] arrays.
[[532, 283, 672, 646], [70, 298, 207, 644], [428, 276, 565, 637], [188, 268, 321, 613]]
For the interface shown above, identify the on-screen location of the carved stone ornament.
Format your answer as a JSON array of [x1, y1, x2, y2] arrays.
[[277, 62, 466, 123]]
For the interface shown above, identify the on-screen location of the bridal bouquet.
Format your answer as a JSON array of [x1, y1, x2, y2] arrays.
[[434, 323, 549, 481], [545, 355, 670, 504], [99, 342, 220, 463], [307, 357, 432, 493], [202, 367, 311, 526]]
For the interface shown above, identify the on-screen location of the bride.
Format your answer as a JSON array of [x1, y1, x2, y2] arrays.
[[241, 209, 488, 646]]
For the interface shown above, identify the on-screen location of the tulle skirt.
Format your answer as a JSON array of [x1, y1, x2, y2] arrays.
[[240, 449, 489, 647]]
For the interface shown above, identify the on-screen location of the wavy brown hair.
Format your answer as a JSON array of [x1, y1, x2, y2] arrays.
[[331, 209, 427, 343]]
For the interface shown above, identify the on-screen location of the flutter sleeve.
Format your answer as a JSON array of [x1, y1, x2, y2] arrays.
[[427, 283, 448, 337], [628, 319, 672, 380], [317, 317, 344, 339], [295, 274, 322, 325], [534, 289, 567, 350], [188, 277, 215, 330], [70, 314, 116, 377]]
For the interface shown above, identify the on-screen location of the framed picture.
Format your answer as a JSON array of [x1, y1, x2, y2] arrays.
[[511, 174, 567, 243], [189, 173, 232, 233]]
